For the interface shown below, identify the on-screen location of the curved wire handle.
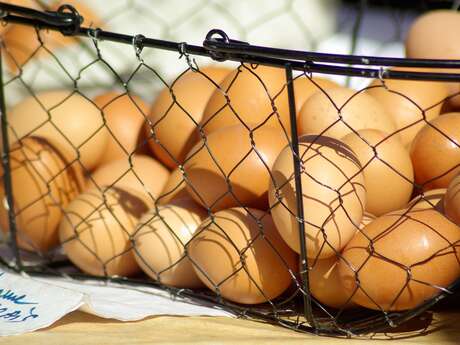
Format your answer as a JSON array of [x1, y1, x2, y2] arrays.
[[1, 1, 460, 82]]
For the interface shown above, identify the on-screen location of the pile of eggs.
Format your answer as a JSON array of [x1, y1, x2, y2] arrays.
[[1, 9, 460, 314]]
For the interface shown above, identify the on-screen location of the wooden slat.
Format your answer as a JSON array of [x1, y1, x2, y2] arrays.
[[2, 310, 460, 345]]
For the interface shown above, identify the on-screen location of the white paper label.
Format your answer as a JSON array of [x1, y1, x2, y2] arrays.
[[0, 269, 84, 336], [35, 277, 233, 321], [0, 268, 233, 337]]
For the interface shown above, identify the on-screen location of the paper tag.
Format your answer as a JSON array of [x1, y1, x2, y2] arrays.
[[0, 268, 233, 337], [0, 269, 84, 336], [34, 277, 233, 321]]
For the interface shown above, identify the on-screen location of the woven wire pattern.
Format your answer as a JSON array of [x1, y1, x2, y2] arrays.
[[0, 0, 460, 338]]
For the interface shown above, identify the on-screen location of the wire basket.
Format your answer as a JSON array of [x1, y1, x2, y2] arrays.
[[1, 0, 460, 338]]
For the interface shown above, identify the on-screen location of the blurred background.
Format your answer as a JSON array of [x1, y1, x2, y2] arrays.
[[1, 0, 458, 107]]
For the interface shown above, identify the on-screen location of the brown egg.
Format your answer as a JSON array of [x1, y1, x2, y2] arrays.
[[94, 92, 149, 165], [444, 174, 460, 225], [6, 91, 108, 171], [410, 112, 460, 190], [184, 124, 288, 212], [308, 256, 355, 309], [269, 135, 366, 258], [201, 64, 291, 135], [3, 0, 102, 74], [298, 87, 397, 139], [133, 204, 207, 288], [338, 209, 460, 311], [342, 129, 414, 216], [146, 67, 231, 169], [188, 208, 297, 304], [0, 137, 84, 252], [285, 75, 339, 125], [89, 154, 169, 202], [366, 74, 449, 148], [405, 10, 460, 109], [59, 187, 148, 276], [408, 188, 446, 212]]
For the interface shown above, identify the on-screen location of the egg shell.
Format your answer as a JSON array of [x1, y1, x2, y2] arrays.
[[308, 256, 356, 309], [366, 74, 449, 148], [410, 112, 460, 190], [94, 92, 150, 165], [405, 10, 460, 109], [133, 204, 206, 288], [88, 154, 170, 203], [188, 207, 298, 304], [298, 87, 397, 140], [408, 188, 446, 212], [59, 187, 148, 276], [6, 90, 108, 171], [444, 174, 460, 225], [269, 135, 366, 258], [2, 0, 101, 75], [338, 209, 460, 311], [201, 64, 291, 135], [291, 76, 339, 116], [146, 67, 231, 169], [0, 137, 84, 252], [342, 129, 414, 216], [184, 124, 288, 212]]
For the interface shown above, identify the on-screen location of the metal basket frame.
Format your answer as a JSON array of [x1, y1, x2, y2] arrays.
[[0, 1, 459, 337]]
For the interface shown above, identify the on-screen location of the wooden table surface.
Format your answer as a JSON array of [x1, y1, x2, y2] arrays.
[[2, 309, 460, 345]]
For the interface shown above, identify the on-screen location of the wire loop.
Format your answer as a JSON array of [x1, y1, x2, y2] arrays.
[[132, 34, 145, 62]]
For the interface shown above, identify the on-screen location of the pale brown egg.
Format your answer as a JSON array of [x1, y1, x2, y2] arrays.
[[146, 67, 231, 169], [184, 124, 288, 212], [290, 75, 339, 119], [59, 187, 148, 276], [3, 0, 102, 74], [298, 87, 397, 139], [133, 204, 207, 288], [0, 137, 84, 252], [269, 135, 366, 258], [94, 92, 149, 165], [444, 174, 460, 225], [410, 112, 460, 190], [201, 64, 291, 135], [405, 10, 460, 109], [338, 209, 460, 311], [408, 188, 446, 212], [6, 91, 108, 171], [366, 74, 449, 148], [188, 208, 297, 304], [308, 256, 355, 309], [88, 154, 169, 203], [342, 129, 414, 216]]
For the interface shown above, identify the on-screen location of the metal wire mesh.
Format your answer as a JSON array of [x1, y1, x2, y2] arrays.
[[0, 0, 460, 338]]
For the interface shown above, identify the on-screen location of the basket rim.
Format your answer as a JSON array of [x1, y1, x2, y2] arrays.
[[1, 2, 460, 82]]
